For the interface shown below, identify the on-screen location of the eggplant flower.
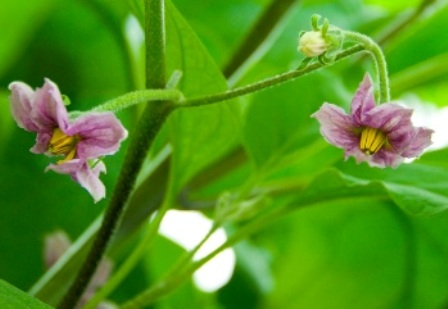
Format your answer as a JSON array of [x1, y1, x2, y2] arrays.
[[312, 74, 433, 167], [9, 78, 128, 202]]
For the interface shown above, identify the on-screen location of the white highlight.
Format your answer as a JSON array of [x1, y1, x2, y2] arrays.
[[159, 210, 236, 292], [402, 95, 448, 150], [124, 15, 144, 54]]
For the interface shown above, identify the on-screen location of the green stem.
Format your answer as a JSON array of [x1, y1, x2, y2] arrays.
[[120, 205, 287, 309], [179, 44, 364, 108], [84, 196, 174, 309], [120, 224, 220, 309], [121, 194, 389, 308], [57, 0, 169, 308], [93, 89, 182, 112], [344, 31, 390, 103]]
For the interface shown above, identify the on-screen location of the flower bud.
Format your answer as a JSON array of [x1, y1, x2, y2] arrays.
[[298, 31, 328, 58]]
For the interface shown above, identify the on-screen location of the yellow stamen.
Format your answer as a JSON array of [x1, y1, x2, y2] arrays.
[[49, 128, 80, 163], [359, 127, 387, 155]]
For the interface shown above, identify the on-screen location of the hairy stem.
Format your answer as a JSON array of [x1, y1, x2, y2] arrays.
[[57, 0, 169, 307], [93, 89, 182, 112], [179, 44, 364, 108], [344, 31, 390, 103]]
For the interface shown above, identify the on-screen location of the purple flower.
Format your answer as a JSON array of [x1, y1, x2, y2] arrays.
[[9, 78, 128, 202], [312, 74, 433, 167]]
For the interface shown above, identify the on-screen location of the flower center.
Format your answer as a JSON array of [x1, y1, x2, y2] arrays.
[[48, 128, 79, 163], [359, 127, 387, 155]]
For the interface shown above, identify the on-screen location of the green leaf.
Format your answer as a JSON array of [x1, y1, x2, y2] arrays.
[[243, 71, 350, 167], [335, 153, 448, 215], [0, 280, 53, 309], [166, 0, 241, 192]]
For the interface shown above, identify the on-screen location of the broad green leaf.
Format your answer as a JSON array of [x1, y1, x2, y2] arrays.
[[335, 152, 448, 215], [0, 280, 52, 309], [243, 71, 350, 167], [262, 198, 415, 309], [166, 0, 240, 192]]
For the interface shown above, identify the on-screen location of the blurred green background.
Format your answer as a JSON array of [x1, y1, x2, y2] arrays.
[[2, 0, 448, 308]]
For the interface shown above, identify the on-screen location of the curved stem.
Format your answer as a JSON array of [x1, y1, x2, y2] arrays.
[[93, 89, 182, 112], [57, 1, 169, 308], [178, 44, 364, 108], [344, 31, 390, 103]]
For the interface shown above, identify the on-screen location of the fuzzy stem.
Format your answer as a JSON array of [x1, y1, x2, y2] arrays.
[[344, 31, 390, 103], [179, 44, 364, 108], [57, 1, 169, 308], [93, 89, 182, 112]]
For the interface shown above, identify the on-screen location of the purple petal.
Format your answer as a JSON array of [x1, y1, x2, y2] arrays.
[[401, 127, 433, 158], [31, 132, 52, 154], [46, 159, 84, 175], [67, 112, 128, 160], [344, 146, 369, 164], [312, 103, 358, 149], [31, 78, 69, 132], [363, 103, 413, 132], [8, 82, 41, 132], [350, 74, 376, 126], [370, 149, 404, 168], [47, 159, 106, 203], [74, 161, 106, 203]]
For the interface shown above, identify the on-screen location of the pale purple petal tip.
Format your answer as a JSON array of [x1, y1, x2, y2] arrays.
[[312, 103, 358, 149], [402, 127, 434, 158], [47, 160, 106, 203], [68, 112, 128, 160], [74, 161, 106, 203], [351, 73, 376, 126], [8, 82, 40, 131]]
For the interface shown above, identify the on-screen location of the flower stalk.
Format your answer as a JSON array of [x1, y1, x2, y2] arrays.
[[179, 44, 364, 108], [343, 31, 390, 103]]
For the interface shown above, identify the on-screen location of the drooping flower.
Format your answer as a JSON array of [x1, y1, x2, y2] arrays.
[[312, 74, 433, 168], [9, 78, 128, 202]]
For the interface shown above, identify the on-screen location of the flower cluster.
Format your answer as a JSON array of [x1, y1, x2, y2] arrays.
[[9, 79, 127, 202], [312, 74, 433, 167]]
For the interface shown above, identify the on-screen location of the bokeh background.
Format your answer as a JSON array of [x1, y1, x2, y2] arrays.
[[2, 0, 448, 308]]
